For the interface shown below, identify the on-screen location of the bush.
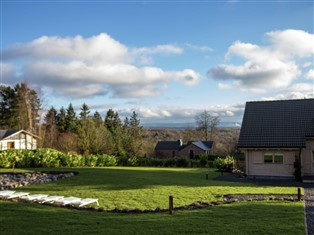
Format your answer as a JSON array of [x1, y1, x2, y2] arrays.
[[176, 157, 189, 167], [164, 158, 176, 167], [214, 155, 234, 172], [127, 156, 139, 166], [199, 154, 208, 167]]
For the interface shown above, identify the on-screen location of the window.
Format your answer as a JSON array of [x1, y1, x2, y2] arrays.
[[264, 153, 273, 163], [264, 152, 283, 164], [274, 153, 283, 164]]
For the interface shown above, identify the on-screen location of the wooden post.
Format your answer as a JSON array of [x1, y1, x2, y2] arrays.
[[169, 195, 174, 214], [297, 188, 301, 201]]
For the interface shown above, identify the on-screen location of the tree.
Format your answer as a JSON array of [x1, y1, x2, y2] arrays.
[[0, 85, 16, 129], [14, 83, 41, 132], [122, 111, 144, 156], [44, 106, 59, 148], [93, 111, 103, 127], [104, 109, 126, 156], [104, 109, 122, 133], [65, 103, 77, 132], [57, 107, 67, 132], [195, 110, 220, 141], [79, 103, 90, 120], [0, 83, 41, 132]]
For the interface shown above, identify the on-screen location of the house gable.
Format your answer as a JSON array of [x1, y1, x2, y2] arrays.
[[238, 99, 314, 178], [238, 99, 314, 149]]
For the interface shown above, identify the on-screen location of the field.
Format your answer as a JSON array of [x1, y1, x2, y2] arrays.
[[0, 167, 305, 234]]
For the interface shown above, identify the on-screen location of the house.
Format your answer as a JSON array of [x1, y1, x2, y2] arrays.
[[155, 139, 214, 159], [238, 99, 314, 179], [0, 130, 40, 150]]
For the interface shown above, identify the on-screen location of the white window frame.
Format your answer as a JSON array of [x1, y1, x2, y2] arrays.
[[263, 152, 283, 164]]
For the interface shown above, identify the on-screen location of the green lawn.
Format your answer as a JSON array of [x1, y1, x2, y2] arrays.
[[0, 167, 306, 234]]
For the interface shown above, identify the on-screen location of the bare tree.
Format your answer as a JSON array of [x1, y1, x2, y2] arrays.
[[195, 110, 220, 141]]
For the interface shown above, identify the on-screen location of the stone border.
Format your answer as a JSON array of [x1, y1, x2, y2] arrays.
[[0, 172, 77, 190]]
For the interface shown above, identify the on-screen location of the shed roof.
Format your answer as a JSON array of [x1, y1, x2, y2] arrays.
[[0, 130, 40, 140], [0, 130, 19, 140], [238, 99, 314, 149]]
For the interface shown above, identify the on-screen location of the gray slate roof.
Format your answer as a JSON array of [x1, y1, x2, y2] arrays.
[[155, 141, 182, 151], [186, 141, 213, 151], [155, 140, 213, 151], [238, 99, 314, 148], [0, 130, 19, 140]]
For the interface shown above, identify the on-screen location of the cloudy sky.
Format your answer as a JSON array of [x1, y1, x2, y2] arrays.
[[1, 0, 313, 127]]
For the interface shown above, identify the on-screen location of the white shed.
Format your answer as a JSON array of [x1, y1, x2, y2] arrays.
[[0, 130, 40, 150]]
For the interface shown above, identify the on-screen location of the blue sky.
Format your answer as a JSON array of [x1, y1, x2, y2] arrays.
[[1, 0, 313, 127]]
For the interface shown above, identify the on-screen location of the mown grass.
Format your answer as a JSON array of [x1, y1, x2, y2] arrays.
[[1, 167, 300, 210], [0, 167, 305, 234], [0, 200, 304, 235]]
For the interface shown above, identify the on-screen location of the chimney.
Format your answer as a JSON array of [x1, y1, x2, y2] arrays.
[[177, 139, 183, 146]]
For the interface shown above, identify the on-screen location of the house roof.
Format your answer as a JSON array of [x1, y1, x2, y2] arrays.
[[0, 130, 40, 140], [238, 99, 314, 149], [155, 141, 182, 151], [155, 140, 213, 151], [191, 141, 213, 151]]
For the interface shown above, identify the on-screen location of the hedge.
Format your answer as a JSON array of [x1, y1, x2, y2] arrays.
[[0, 149, 212, 168]]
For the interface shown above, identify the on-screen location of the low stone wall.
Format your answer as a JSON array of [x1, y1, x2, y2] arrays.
[[0, 172, 75, 190]]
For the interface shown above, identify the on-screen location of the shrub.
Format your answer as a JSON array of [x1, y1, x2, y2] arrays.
[[199, 154, 208, 167], [127, 156, 139, 166], [176, 157, 189, 167], [164, 158, 176, 167], [97, 154, 117, 167], [150, 158, 164, 167], [214, 155, 234, 172]]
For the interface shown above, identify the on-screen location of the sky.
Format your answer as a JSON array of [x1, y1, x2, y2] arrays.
[[1, 0, 313, 127]]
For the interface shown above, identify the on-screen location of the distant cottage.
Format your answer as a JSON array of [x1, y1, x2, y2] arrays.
[[238, 99, 314, 179], [155, 139, 214, 159], [0, 130, 39, 150]]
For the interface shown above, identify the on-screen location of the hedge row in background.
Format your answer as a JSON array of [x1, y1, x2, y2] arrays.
[[0, 149, 208, 168]]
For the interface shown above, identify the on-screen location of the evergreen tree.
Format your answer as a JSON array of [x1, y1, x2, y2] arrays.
[[104, 109, 122, 133], [57, 107, 67, 132], [79, 103, 90, 120], [0, 83, 41, 132], [93, 111, 103, 127], [65, 103, 77, 132], [123, 111, 143, 156], [0, 85, 16, 129], [44, 106, 59, 147]]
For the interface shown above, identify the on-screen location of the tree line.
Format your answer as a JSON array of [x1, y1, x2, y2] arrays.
[[0, 83, 150, 157], [1, 82, 238, 157]]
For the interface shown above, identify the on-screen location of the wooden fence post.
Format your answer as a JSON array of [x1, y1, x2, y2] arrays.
[[169, 195, 174, 214], [297, 188, 301, 201]]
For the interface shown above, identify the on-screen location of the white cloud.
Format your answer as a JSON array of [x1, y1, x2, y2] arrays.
[[266, 29, 314, 58], [262, 82, 314, 100], [129, 103, 245, 125], [209, 29, 313, 92], [2, 33, 200, 98], [184, 43, 213, 52], [305, 69, 314, 80]]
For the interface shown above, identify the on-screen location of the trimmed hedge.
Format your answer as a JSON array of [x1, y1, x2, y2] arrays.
[[0, 149, 212, 168]]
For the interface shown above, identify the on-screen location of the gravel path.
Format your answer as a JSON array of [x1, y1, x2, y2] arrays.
[[304, 187, 314, 235]]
